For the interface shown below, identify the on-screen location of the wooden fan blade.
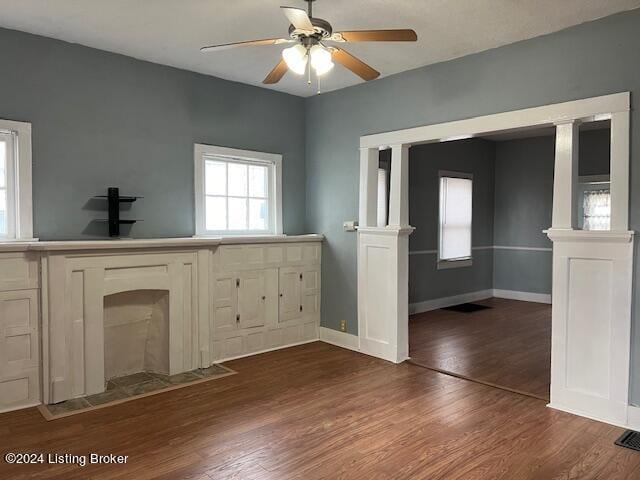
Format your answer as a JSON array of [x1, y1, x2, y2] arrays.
[[263, 59, 289, 84], [330, 29, 417, 43], [201, 38, 291, 53], [331, 48, 380, 81], [281, 6, 314, 32]]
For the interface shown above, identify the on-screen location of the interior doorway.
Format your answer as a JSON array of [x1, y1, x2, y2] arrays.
[[403, 122, 611, 401], [357, 92, 632, 427]]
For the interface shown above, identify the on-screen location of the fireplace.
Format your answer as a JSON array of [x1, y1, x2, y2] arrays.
[[103, 290, 170, 381], [45, 250, 201, 403]]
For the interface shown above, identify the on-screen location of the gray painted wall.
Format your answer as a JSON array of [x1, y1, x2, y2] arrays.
[[493, 136, 554, 294], [0, 27, 307, 239], [493, 130, 610, 294], [304, 10, 640, 401], [409, 139, 495, 303]]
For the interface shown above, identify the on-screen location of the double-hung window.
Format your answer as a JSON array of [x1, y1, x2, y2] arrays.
[[438, 171, 473, 268], [0, 131, 15, 238], [0, 119, 33, 240], [194, 144, 282, 236]]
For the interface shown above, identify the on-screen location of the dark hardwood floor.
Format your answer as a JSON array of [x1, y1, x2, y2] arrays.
[[2, 341, 638, 479], [410, 297, 551, 400]]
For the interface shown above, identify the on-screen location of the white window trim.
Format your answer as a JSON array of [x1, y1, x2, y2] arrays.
[[0, 119, 33, 241], [194, 144, 283, 236], [437, 170, 473, 270]]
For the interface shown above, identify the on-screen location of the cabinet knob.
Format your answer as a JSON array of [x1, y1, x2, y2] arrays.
[[262, 296, 266, 300], [279, 293, 283, 297]]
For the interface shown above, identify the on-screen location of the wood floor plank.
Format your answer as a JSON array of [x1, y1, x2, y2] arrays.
[[409, 297, 551, 399], [1, 342, 637, 479]]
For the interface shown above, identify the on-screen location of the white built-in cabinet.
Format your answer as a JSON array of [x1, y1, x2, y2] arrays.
[[0, 252, 40, 413], [0, 237, 322, 413], [211, 242, 321, 361]]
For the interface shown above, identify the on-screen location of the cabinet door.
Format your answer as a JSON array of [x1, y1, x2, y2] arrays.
[[301, 267, 320, 317], [212, 274, 238, 333], [238, 270, 266, 329], [0, 289, 40, 413], [279, 267, 301, 322]]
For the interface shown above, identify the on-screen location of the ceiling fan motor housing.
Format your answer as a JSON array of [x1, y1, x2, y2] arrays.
[[288, 17, 333, 42]]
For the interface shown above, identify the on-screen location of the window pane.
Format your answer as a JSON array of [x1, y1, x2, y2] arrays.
[[205, 160, 226, 195], [205, 196, 226, 231], [228, 163, 248, 197], [439, 177, 472, 260], [0, 141, 6, 189], [376, 168, 387, 227], [249, 199, 267, 230], [248, 165, 267, 198], [583, 189, 610, 231], [0, 189, 6, 236], [228, 197, 247, 230]]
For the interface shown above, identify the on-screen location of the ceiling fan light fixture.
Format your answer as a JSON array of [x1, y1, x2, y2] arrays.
[[282, 44, 308, 75], [310, 45, 334, 76]]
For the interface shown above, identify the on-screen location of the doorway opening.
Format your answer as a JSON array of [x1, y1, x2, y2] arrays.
[[405, 122, 611, 401], [357, 93, 632, 425]]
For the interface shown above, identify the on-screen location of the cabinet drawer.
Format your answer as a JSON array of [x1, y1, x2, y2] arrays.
[[0, 253, 39, 291]]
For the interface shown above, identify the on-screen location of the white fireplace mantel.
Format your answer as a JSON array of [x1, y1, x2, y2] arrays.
[[0, 234, 323, 253], [0, 234, 323, 412]]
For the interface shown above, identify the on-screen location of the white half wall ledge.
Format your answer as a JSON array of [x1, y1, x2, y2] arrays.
[[544, 229, 634, 243], [0, 234, 325, 253]]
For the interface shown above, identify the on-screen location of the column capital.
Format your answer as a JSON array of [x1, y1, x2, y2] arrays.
[[554, 118, 581, 127]]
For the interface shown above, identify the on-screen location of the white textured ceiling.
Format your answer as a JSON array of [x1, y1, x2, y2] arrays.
[[1, 0, 639, 97]]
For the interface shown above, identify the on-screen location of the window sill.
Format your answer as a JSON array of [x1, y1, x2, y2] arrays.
[[437, 258, 472, 270]]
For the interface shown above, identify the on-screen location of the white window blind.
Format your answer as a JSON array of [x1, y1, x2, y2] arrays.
[[583, 189, 610, 231], [376, 168, 387, 227], [439, 176, 472, 261]]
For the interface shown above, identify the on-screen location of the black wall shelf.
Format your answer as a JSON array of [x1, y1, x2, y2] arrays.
[[93, 187, 143, 237]]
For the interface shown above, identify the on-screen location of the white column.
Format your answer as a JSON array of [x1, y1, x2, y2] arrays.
[[389, 144, 410, 227], [552, 121, 579, 229], [610, 111, 630, 231], [359, 148, 379, 228]]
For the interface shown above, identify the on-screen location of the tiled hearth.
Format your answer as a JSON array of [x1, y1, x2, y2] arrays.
[[39, 364, 235, 420]]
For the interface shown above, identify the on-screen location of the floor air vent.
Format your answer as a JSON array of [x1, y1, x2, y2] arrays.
[[615, 430, 640, 451], [442, 303, 491, 313]]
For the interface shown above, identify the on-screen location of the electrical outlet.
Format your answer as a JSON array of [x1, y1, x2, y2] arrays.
[[340, 320, 347, 332]]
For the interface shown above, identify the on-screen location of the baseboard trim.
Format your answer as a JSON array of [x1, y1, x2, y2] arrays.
[[216, 338, 319, 364], [492, 289, 551, 304], [319, 327, 360, 352], [547, 402, 632, 431], [409, 290, 493, 314], [626, 405, 640, 431]]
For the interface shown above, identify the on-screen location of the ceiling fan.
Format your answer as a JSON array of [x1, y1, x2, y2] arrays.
[[200, 0, 417, 87]]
